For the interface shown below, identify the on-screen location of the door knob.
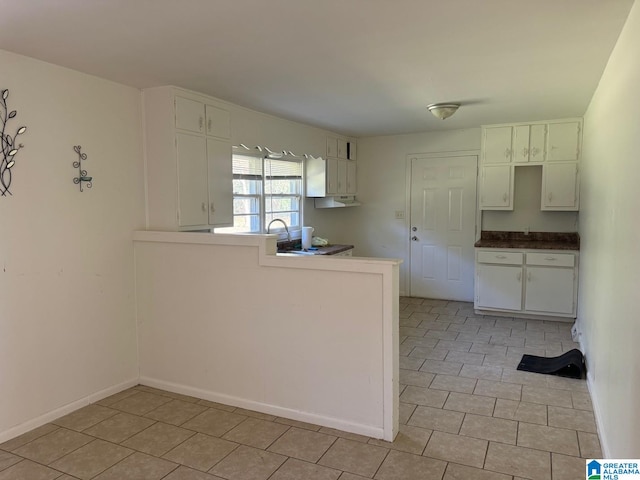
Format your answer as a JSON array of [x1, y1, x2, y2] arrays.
[[411, 236, 419, 241], [411, 227, 417, 232]]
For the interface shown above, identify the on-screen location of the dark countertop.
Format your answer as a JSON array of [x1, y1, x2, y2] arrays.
[[474, 231, 580, 250], [312, 244, 354, 255], [277, 240, 354, 255]]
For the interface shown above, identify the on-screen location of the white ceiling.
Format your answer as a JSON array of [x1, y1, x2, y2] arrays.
[[0, 0, 634, 136]]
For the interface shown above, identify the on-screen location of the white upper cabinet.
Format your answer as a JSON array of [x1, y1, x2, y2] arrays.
[[480, 165, 513, 209], [312, 136, 358, 198], [483, 126, 513, 164], [176, 96, 205, 134], [480, 118, 582, 211], [513, 124, 546, 163], [542, 162, 579, 210], [176, 133, 208, 227], [326, 137, 338, 158], [205, 104, 231, 139], [207, 137, 233, 226], [144, 86, 233, 231], [346, 160, 357, 195], [337, 138, 348, 159], [547, 121, 581, 161]]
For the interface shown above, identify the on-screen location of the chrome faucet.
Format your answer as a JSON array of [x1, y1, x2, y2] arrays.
[[266, 218, 290, 241]]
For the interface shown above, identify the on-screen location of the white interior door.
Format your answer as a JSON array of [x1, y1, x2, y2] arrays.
[[410, 156, 477, 301]]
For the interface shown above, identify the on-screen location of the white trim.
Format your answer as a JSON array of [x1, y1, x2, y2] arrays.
[[0, 378, 138, 444], [586, 371, 610, 457], [139, 377, 385, 439]]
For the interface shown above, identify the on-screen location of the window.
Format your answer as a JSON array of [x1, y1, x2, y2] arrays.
[[216, 153, 303, 236]]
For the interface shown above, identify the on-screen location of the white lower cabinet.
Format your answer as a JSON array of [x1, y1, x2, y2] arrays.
[[475, 249, 579, 319], [476, 264, 523, 310]]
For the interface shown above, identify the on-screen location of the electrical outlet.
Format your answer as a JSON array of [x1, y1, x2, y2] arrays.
[[395, 211, 405, 219]]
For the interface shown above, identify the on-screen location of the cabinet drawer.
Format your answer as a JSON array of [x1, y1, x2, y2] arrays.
[[526, 252, 575, 267], [477, 251, 523, 265]]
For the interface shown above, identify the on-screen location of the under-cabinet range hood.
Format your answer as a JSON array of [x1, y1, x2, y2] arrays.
[[313, 196, 361, 208]]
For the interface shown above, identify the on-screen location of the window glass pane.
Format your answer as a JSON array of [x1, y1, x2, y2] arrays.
[[265, 196, 299, 213], [233, 197, 260, 215]]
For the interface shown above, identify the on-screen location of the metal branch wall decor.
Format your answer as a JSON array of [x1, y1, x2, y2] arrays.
[[73, 145, 92, 191], [1, 89, 27, 196]]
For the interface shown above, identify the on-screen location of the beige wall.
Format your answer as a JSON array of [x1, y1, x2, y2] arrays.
[[578, 0, 640, 457], [0, 50, 145, 440]]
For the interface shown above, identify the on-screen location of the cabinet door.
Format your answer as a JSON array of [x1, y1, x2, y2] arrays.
[[207, 138, 233, 226], [337, 139, 348, 159], [175, 96, 205, 133], [346, 160, 357, 195], [336, 158, 348, 194], [476, 264, 523, 310], [347, 141, 357, 160], [205, 104, 231, 139], [326, 157, 339, 195], [542, 162, 579, 210], [524, 267, 575, 314], [480, 165, 513, 209], [483, 126, 513, 164], [176, 133, 208, 226], [547, 121, 580, 161], [512, 125, 530, 163], [529, 124, 546, 161], [326, 137, 338, 158]]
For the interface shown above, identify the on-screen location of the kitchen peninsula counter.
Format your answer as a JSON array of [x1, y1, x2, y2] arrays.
[[475, 231, 580, 250], [133, 230, 400, 441]]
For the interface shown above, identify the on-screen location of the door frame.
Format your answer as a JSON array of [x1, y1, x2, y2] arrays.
[[404, 150, 481, 298]]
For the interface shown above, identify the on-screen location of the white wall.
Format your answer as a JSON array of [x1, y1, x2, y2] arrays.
[[0, 50, 145, 440], [320, 129, 480, 295], [578, 0, 640, 457], [134, 232, 400, 440]]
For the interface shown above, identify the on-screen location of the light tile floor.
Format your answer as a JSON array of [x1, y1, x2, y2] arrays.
[[0, 297, 601, 480]]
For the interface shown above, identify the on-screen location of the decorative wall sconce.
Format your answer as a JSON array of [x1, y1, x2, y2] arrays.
[[1, 89, 27, 196], [73, 145, 92, 192]]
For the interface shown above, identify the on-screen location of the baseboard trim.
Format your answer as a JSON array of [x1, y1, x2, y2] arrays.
[[579, 330, 610, 458], [586, 370, 610, 458], [0, 378, 139, 444], [139, 376, 384, 439]]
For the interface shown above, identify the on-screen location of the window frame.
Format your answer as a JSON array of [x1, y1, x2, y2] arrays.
[[216, 151, 304, 239]]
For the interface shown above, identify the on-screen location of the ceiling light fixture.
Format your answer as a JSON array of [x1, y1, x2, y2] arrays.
[[427, 103, 460, 120]]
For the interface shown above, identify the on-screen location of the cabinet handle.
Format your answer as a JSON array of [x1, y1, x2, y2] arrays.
[[505, 148, 512, 159], [544, 257, 556, 261], [503, 193, 508, 202], [523, 147, 529, 157], [199, 116, 204, 130], [207, 117, 212, 133], [517, 271, 521, 281], [548, 192, 553, 202], [495, 255, 507, 259], [210, 202, 215, 213], [527, 271, 532, 282], [531, 147, 539, 157], [201, 202, 206, 212]]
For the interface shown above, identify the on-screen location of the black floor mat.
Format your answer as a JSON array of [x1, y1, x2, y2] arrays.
[[517, 348, 585, 379]]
